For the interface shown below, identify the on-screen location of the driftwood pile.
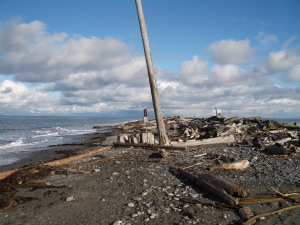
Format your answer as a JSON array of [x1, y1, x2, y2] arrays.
[[114, 115, 300, 223], [116, 115, 299, 153]]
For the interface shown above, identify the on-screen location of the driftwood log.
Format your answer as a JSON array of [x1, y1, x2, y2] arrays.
[[265, 145, 288, 155], [0, 146, 112, 180], [210, 159, 250, 172], [198, 172, 247, 197], [173, 135, 235, 147], [113, 142, 187, 150], [173, 168, 238, 205]]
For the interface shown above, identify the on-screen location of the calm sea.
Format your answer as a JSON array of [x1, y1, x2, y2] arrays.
[[0, 116, 138, 166]]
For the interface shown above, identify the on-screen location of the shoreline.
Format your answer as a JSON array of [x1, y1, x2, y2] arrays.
[[0, 126, 119, 173], [0, 118, 299, 225]]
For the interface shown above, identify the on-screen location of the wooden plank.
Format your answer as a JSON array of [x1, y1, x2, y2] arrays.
[[113, 142, 187, 150], [43, 146, 112, 167], [173, 135, 235, 147], [0, 146, 112, 180]]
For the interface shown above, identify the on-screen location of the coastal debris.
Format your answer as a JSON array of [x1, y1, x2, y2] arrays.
[[180, 198, 238, 211], [239, 207, 255, 222], [242, 205, 300, 225], [271, 187, 300, 197], [1, 114, 299, 223], [112, 142, 187, 150], [171, 167, 240, 205], [0, 197, 38, 215], [210, 159, 250, 172], [265, 143, 298, 155], [0, 165, 55, 189], [197, 172, 247, 197], [66, 196, 75, 202], [116, 115, 299, 154], [265, 145, 288, 155], [0, 146, 112, 180], [117, 132, 156, 144], [174, 135, 236, 147], [156, 149, 169, 158], [43, 146, 113, 167]]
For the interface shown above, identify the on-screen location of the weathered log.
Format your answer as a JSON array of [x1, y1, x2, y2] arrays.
[[210, 159, 250, 172], [173, 135, 235, 147], [265, 145, 288, 155], [43, 146, 112, 167], [0, 146, 112, 180], [174, 168, 238, 205], [275, 137, 292, 145], [113, 142, 187, 150], [0, 169, 19, 180], [198, 172, 247, 197]]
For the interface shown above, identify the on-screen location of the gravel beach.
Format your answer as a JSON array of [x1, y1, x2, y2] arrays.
[[0, 121, 299, 225]]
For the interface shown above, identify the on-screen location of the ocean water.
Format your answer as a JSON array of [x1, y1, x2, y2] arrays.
[[0, 116, 138, 167]]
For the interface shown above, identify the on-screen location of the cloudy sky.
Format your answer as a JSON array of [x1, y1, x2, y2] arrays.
[[0, 0, 299, 118]]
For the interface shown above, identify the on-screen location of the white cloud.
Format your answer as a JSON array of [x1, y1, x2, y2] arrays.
[[0, 80, 56, 113], [206, 39, 256, 64], [265, 50, 300, 73], [287, 65, 300, 81], [255, 32, 277, 46], [211, 64, 242, 84], [0, 20, 299, 118], [0, 20, 131, 83], [180, 56, 207, 85], [262, 49, 300, 83]]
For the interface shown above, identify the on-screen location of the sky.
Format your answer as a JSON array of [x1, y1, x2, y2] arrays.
[[0, 0, 299, 118]]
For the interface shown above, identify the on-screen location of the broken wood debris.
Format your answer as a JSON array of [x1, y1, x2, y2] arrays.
[[116, 115, 299, 152], [210, 159, 250, 172], [242, 205, 300, 225], [197, 172, 247, 197], [112, 142, 187, 150], [171, 167, 241, 205], [180, 197, 238, 211], [271, 187, 300, 197], [239, 195, 300, 204], [239, 207, 255, 223], [0, 146, 112, 180], [0, 146, 115, 214], [173, 135, 236, 147], [183, 156, 221, 169]]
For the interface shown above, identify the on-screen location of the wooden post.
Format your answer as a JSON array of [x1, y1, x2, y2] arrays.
[[135, 0, 169, 145]]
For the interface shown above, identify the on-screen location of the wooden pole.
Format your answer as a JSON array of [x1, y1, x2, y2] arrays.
[[135, 0, 169, 145]]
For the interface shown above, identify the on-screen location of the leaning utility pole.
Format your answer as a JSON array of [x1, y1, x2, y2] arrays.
[[135, 0, 169, 145]]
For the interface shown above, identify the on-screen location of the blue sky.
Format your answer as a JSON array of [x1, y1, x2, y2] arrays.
[[0, 0, 299, 118]]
